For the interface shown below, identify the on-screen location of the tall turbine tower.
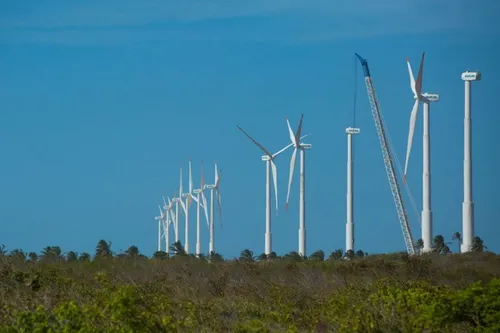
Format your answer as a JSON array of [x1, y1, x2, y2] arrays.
[[403, 52, 439, 252], [403, 53, 439, 253], [194, 161, 210, 257], [237, 125, 296, 255], [285, 114, 312, 257], [206, 163, 222, 255], [163, 197, 175, 252], [181, 160, 198, 254], [155, 205, 165, 252], [461, 70, 481, 253], [345, 127, 360, 253]]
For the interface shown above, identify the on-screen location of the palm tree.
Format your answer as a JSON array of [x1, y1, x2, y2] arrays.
[[95, 240, 112, 258], [345, 249, 355, 260], [355, 250, 366, 258], [209, 251, 224, 263], [0, 244, 6, 256], [257, 253, 267, 261], [66, 251, 78, 262], [415, 239, 424, 254], [41, 246, 63, 262], [28, 252, 38, 263], [472, 236, 486, 252], [152, 251, 168, 260], [239, 249, 255, 262], [9, 249, 26, 262], [309, 250, 325, 261], [125, 245, 140, 258], [284, 251, 302, 261], [328, 249, 343, 260], [452, 232, 462, 253], [79, 252, 91, 261], [432, 235, 445, 253], [170, 241, 187, 256]]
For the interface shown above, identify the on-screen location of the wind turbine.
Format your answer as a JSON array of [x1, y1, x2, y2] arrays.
[[180, 160, 198, 254], [403, 52, 439, 253], [237, 125, 307, 255], [205, 163, 222, 255], [171, 187, 182, 243], [162, 196, 176, 252], [285, 114, 312, 257], [461, 70, 481, 253], [194, 161, 210, 257], [345, 127, 360, 254], [154, 205, 165, 252]]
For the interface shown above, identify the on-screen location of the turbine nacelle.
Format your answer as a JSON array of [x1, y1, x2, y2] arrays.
[[421, 93, 439, 102], [301, 143, 312, 150], [461, 71, 481, 81], [345, 127, 360, 135]]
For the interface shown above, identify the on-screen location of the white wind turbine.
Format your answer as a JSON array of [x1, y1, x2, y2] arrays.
[[180, 160, 199, 254], [171, 187, 182, 243], [162, 196, 176, 252], [194, 161, 210, 257], [237, 125, 307, 255], [154, 205, 165, 252], [403, 52, 439, 254], [205, 163, 222, 255], [285, 114, 312, 257]]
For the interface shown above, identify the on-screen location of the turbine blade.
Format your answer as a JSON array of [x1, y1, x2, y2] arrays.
[[286, 148, 298, 210], [191, 194, 199, 204], [415, 52, 425, 95], [294, 114, 304, 144], [406, 57, 416, 96], [403, 99, 420, 184], [201, 191, 209, 228], [179, 197, 187, 214], [272, 134, 310, 158], [286, 118, 296, 144], [158, 204, 163, 216], [237, 125, 274, 158], [179, 168, 183, 198], [270, 160, 279, 215], [216, 188, 222, 229], [189, 160, 193, 193], [200, 160, 205, 190], [215, 163, 220, 188]]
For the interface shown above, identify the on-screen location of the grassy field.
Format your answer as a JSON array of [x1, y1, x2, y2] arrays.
[[0, 242, 499, 332]]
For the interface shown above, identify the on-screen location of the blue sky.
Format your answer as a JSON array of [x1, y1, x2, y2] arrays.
[[1, 0, 499, 257]]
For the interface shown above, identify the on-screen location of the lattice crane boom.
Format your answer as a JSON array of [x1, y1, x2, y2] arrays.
[[355, 53, 416, 255]]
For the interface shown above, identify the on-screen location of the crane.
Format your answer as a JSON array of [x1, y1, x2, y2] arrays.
[[355, 53, 416, 255]]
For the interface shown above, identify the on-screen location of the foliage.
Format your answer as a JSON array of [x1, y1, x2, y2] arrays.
[[0, 239, 498, 332]]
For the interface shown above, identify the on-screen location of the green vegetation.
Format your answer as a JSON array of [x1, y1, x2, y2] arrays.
[[0, 234, 498, 332]]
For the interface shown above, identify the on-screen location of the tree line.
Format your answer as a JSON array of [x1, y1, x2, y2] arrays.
[[0, 232, 487, 264]]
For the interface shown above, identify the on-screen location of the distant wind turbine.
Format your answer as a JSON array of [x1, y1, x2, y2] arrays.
[[205, 163, 222, 255], [285, 114, 312, 257]]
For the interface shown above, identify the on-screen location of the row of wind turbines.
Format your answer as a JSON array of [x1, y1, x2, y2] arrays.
[[155, 161, 222, 256], [154, 52, 480, 257]]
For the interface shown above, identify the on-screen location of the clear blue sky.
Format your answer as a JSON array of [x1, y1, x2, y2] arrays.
[[1, 0, 499, 257]]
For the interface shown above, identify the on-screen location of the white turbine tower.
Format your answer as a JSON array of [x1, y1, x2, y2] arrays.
[[171, 186, 182, 243], [180, 160, 198, 254], [403, 52, 439, 253], [345, 127, 360, 254], [155, 205, 165, 252], [285, 114, 312, 257], [205, 163, 222, 255], [461, 70, 481, 253], [194, 161, 210, 257]]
